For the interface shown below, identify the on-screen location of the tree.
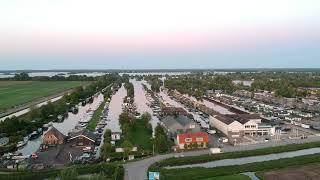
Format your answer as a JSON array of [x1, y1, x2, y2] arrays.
[[141, 112, 151, 127], [59, 167, 78, 180], [121, 140, 133, 161], [154, 124, 170, 153], [101, 143, 112, 161]]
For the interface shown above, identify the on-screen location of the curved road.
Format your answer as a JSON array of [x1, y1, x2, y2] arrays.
[[124, 150, 209, 180]]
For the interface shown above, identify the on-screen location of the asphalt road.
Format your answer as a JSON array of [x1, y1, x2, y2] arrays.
[[124, 150, 210, 180]]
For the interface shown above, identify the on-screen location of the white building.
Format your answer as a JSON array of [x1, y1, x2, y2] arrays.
[[210, 114, 275, 138]]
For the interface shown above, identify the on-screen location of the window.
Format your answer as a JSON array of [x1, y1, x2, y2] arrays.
[[251, 125, 256, 128], [245, 125, 250, 128], [196, 137, 203, 142], [185, 138, 192, 143]]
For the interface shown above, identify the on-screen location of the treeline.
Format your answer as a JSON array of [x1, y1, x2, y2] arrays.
[[1, 72, 98, 81], [145, 76, 162, 93], [0, 74, 121, 155], [165, 75, 236, 99]]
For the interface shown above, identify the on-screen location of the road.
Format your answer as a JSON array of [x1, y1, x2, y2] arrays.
[[124, 150, 209, 180]]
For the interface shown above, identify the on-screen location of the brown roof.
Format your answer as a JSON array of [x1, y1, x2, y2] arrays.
[[226, 114, 261, 124], [214, 115, 235, 125], [45, 127, 66, 140]]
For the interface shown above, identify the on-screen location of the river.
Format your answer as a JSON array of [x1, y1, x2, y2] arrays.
[[166, 148, 320, 169], [16, 94, 104, 155]]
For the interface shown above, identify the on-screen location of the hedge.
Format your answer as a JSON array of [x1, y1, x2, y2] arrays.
[[0, 163, 124, 180], [152, 141, 320, 167]]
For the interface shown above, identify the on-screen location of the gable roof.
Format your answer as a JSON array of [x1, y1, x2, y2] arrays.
[[69, 129, 97, 142], [214, 115, 235, 125], [226, 114, 261, 124], [44, 127, 66, 140]]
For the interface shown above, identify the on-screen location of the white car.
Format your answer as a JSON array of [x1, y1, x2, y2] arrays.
[[207, 130, 216, 134]]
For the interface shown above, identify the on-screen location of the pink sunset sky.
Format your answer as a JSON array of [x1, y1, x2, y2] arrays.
[[0, 0, 319, 69]]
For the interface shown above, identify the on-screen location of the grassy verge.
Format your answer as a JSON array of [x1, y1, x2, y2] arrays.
[[155, 153, 320, 180], [0, 81, 87, 111], [201, 174, 250, 180], [87, 101, 106, 131], [152, 141, 320, 167], [0, 163, 123, 180]]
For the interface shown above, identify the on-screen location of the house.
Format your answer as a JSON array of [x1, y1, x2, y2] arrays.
[[176, 132, 209, 149], [161, 115, 200, 137], [210, 114, 275, 138], [69, 129, 97, 147], [42, 127, 66, 145], [0, 137, 9, 146], [111, 132, 121, 141]]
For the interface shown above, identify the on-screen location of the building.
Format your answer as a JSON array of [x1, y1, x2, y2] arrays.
[[42, 127, 66, 145], [210, 114, 275, 138], [161, 115, 200, 137], [69, 129, 97, 147], [111, 132, 121, 141], [176, 132, 209, 149]]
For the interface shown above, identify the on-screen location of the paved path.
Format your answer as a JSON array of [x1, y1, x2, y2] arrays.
[[242, 172, 260, 180]]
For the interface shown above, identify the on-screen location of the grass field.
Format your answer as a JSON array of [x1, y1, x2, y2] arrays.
[[0, 81, 87, 111], [202, 174, 250, 180], [128, 120, 153, 150]]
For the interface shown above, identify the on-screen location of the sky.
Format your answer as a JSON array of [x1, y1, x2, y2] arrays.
[[0, 0, 320, 70]]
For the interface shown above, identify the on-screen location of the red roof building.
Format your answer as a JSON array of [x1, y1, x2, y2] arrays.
[[176, 132, 209, 149]]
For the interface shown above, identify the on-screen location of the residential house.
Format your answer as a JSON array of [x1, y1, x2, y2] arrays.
[[69, 129, 97, 147], [111, 132, 121, 141], [176, 132, 209, 149], [42, 127, 66, 145]]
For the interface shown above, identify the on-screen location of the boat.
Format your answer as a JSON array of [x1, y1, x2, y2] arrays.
[[16, 137, 28, 148]]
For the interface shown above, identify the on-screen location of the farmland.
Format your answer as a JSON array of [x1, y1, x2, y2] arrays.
[[0, 81, 88, 111]]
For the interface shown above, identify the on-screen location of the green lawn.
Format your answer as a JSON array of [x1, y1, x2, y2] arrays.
[[87, 101, 106, 131], [202, 174, 250, 180], [128, 120, 153, 150], [0, 81, 87, 111]]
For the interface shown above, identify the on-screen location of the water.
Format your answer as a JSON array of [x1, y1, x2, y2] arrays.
[[105, 84, 127, 133], [130, 79, 160, 134], [0, 96, 63, 122], [166, 148, 320, 169], [16, 94, 104, 155], [119, 72, 191, 76]]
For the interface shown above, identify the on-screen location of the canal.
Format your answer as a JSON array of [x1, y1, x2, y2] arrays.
[[105, 84, 127, 133], [130, 79, 160, 134]]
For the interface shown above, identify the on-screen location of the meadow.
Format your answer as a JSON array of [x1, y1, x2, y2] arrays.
[[0, 81, 87, 111]]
